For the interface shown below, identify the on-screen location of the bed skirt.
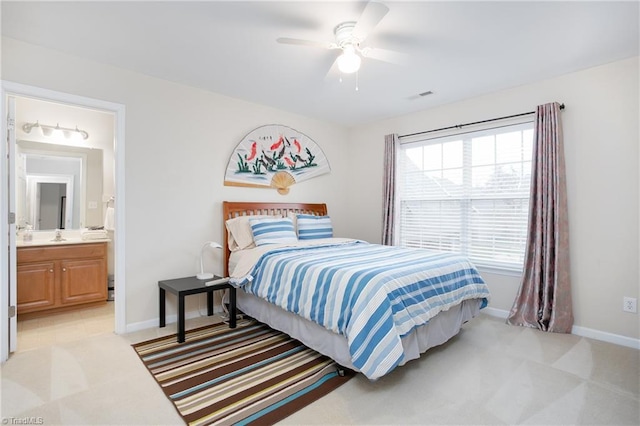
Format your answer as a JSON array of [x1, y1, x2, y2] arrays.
[[234, 290, 482, 375]]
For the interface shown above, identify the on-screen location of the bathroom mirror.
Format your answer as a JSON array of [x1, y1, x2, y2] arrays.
[[16, 140, 103, 230]]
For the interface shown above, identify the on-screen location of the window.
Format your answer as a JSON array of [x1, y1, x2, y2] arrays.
[[397, 122, 534, 271]]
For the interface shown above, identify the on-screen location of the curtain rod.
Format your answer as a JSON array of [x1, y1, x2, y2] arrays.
[[399, 103, 565, 139]]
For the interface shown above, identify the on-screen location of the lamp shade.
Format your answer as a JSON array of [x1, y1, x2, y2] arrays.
[[197, 241, 222, 280]]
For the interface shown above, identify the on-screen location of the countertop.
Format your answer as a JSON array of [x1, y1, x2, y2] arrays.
[[17, 238, 110, 248], [16, 230, 111, 247]]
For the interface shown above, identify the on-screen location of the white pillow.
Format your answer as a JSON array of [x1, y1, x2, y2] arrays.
[[287, 211, 298, 231], [226, 215, 279, 251], [249, 217, 298, 246], [297, 214, 333, 240]]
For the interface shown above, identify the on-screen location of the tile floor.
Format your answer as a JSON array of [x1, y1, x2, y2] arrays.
[[1, 312, 639, 425], [16, 302, 115, 352]]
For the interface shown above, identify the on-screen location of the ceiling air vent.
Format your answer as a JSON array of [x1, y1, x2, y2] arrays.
[[419, 90, 434, 97]]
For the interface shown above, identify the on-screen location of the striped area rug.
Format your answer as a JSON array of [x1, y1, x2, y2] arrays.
[[132, 318, 354, 425]]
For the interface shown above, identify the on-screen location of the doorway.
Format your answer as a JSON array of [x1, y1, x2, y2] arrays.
[[26, 175, 74, 230], [1, 81, 126, 361], [15, 97, 114, 352], [38, 182, 67, 229]]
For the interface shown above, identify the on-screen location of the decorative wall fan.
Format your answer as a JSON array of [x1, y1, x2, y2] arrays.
[[224, 124, 331, 195], [276, 1, 405, 80]]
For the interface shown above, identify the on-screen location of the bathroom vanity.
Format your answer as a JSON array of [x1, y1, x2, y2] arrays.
[[17, 240, 108, 315]]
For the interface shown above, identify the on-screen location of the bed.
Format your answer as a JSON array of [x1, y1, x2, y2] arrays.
[[222, 201, 490, 380]]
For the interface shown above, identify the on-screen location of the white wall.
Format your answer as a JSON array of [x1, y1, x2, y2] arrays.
[[2, 37, 351, 327], [347, 56, 639, 341]]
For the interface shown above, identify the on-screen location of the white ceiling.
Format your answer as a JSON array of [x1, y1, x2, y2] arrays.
[[2, 1, 638, 126]]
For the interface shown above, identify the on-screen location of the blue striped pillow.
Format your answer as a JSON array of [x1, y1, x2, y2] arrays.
[[297, 214, 333, 240], [249, 217, 298, 246]]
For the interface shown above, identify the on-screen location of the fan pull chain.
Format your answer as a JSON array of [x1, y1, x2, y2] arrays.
[[355, 71, 359, 91]]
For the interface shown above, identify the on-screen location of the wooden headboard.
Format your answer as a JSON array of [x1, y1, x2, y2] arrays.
[[222, 201, 328, 276]]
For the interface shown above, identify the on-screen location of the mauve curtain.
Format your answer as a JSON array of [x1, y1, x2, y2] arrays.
[[382, 134, 399, 245], [507, 102, 573, 333]]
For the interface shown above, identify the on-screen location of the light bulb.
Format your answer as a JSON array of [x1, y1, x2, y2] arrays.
[[337, 45, 361, 74], [51, 123, 64, 138]]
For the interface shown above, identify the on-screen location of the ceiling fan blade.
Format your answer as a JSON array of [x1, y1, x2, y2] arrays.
[[352, 1, 390, 42], [276, 37, 336, 50], [361, 47, 409, 65]]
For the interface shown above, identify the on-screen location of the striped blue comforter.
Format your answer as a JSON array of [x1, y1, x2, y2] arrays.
[[238, 240, 490, 379]]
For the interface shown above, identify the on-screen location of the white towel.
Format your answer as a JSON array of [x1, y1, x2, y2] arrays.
[[81, 228, 108, 240], [82, 232, 108, 241], [104, 207, 115, 231]]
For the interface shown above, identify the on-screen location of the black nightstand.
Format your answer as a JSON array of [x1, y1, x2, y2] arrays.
[[158, 275, 237, 343]]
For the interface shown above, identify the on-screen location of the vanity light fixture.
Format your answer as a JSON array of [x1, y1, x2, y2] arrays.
[[197, 241, 223, 280], [22, 121, 89, 140]]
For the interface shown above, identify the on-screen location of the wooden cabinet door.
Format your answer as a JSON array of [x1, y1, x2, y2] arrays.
[[60, 258, 107, 306], [17, 261, 56, 313]]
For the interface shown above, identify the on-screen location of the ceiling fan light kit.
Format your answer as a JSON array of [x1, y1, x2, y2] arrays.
[[337, 44, 361, 74], [333, 22, 362, 74]]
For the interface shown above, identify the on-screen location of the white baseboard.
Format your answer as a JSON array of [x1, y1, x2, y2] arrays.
[[481, 307, 640, 350], [481, 307, 509, 319], [571, 325, 640, 350], [125, 306, 224, 334]]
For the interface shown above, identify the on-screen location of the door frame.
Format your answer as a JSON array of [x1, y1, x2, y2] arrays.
[[1, 81, 126, 362]]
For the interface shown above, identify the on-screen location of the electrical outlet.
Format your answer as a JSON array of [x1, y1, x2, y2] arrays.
[[623, 297, 637, 313]]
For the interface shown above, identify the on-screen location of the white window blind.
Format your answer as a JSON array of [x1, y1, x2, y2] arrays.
[[397, 122, 534, 271]]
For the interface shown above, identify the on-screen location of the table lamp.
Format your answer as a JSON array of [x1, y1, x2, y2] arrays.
[[197, 241, 222, 279]]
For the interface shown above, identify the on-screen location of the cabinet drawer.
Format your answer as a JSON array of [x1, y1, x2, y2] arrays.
[[18, 243, 107, 263]]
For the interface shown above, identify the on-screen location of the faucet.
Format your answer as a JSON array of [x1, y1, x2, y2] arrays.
[[53, 229, 66, 242]]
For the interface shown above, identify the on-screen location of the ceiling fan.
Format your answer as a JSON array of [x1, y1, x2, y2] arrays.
[[276, 1, 406, 79]]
